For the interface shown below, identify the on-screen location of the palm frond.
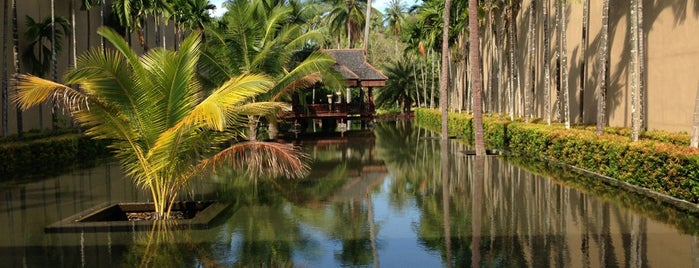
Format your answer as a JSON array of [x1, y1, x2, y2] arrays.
[[14, 74, 88, 111], [197, 141, 310, 179], [270, 51, 335, 100], [271, 73, 322, 102], [233, 101, 291, 116], [174, 73, 273, 131]]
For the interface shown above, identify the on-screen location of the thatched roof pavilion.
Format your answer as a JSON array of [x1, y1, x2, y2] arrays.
[[323, 49, 387, 87]]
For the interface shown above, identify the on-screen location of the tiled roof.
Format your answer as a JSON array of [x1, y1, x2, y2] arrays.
[[323, 49, 388, 83]]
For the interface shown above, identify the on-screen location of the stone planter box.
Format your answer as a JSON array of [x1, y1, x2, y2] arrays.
[[45, 201, 228, 233]]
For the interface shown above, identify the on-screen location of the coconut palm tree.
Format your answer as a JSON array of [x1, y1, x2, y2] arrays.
[[202, 0, 340, 140], [112, 0, 152, 50], [22, 16, 71, 79], [174, 0, 215, 33], [22, 15, 71, 129], [326, 0, 367, 48], [376, 56, 418, 114], [14, 27, 308, 219]]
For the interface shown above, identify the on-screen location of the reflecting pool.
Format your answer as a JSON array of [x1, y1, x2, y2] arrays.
[[1, 121, 699, 267]]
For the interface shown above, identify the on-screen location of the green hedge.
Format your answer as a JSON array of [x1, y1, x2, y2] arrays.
[[415, 108, 699, 204], [0, 134, 111, 178]]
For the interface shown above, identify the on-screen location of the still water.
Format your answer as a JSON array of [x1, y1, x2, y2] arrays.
[[1, 121, 699, 267]]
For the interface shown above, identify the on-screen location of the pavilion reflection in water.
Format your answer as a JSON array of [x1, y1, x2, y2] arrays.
[[0, 123, 698, 266]]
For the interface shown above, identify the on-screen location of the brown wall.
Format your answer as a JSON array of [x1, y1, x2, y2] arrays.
[[0, 0, 178, 135], [479, 0, 699, 133]]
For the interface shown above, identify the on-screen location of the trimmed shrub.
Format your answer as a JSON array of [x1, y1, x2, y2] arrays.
[[0, 134, 111, 178], [415, 108, 699, 204]]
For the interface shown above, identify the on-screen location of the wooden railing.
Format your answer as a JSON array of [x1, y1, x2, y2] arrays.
[[291, 102, 375, 117]]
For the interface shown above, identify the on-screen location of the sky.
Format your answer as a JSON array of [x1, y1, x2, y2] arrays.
[[209, 0, 422, 18]]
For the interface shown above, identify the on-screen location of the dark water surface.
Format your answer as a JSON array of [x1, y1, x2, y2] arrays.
[[1, 121, 698, 267]]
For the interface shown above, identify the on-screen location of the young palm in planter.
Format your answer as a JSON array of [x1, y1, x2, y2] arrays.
[[14, 27, 308, 219]]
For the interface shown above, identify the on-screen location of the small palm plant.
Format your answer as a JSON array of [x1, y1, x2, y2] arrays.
[[14, 27, 308, 219]]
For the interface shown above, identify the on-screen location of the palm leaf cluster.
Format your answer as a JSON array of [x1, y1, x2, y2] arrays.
[[14, 27, 308, 219], [376, 56, 419, 113]]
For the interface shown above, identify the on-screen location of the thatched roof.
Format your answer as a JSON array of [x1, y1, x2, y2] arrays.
[[323, 49, 387, 87]]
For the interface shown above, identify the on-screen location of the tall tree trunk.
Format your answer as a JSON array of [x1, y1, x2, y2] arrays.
[[363, 0, 372, 52], [470, 0, 485, 155], [579, 0, 590, 124], [440, 0, 452, 139], [543, 0, 551, 125], [430, 49, 436, 109], [51, 0, 58, 130], [347, 3, 352, 48], [631, 0, 644, 141], [692, 83, 699, 148], [2, 0, 8, 137], [638, 0, 645, 134], [507, 8, 519, 121], [560, 0, 570, 129], [70, 0, 78, 130], [596, 0, 610, 136], [11, 0, 22, 137], [100, 0, 105, 49], [525, 1, 536, 122]]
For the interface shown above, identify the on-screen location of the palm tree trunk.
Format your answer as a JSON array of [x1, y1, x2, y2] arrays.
[[692, 83, 699, 148], [631, 0, 644, 141], [413, 63, 421, 107], [347, 3, 352, 48], [2, 0, 8, 137], [525, 1, 536, 123], [440, 0, 452, 139], [596, 0, 609, 136], [363, 0, 372, 52], [430, 49, 436, 109], [507, 8, 518, 121], [560, 0, 570, 129], [470, 0, 485, 155], [543, 0, 551, 125], [579, 0, 590, 124], [51, 0, 58, 130], [11, 0, 22, 137], [100, 0, 105, 49], [638, 0, 645, 134]]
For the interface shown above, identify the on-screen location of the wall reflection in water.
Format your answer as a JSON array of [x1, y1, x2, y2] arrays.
[[0, 121, 698, 267]]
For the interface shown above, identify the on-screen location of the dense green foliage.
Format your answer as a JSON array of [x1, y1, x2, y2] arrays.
[[415, 108, 699, 204], [0, 133, 110, 177]]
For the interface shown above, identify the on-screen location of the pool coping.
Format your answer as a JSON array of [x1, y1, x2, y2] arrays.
[[45, 201, 229, 233]]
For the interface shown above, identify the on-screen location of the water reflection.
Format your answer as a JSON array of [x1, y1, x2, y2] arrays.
[[1, 121, 698, 267]]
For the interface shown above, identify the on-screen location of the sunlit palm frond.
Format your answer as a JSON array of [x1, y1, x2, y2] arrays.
[[262, 5, 293, 44], [271, 73, 322, 102], [175, 73, 273, 131], [97, 27, 143, 73], [14, 74, 87, 111], [197, 141, 310, 179], [270, 51, 335, 100], [139, 31, 203, 128], [233, 101, 291, 115]]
